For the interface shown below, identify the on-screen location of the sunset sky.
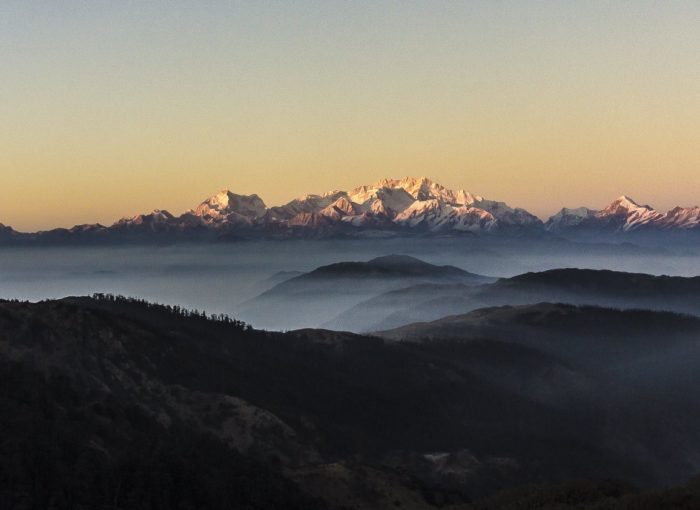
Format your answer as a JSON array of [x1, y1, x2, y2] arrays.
[[2, 1, 699, 231]]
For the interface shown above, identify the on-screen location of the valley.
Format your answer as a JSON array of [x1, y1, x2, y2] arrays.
[[2, 245, 700, 508]]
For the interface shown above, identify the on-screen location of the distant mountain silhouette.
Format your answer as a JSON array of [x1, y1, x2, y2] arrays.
[[304, 255, 480, 279], [237, 255, 493, 330], [326, 268, 700, 332]]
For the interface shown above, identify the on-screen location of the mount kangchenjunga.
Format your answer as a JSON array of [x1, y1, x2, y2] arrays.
[[2, 178, 699, 242], [3, 178, 544, 240]]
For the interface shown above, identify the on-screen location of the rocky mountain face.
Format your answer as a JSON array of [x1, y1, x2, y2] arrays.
[[193, 190, 267, 225], [0, 178, 544, 243], [2, 179, 699, 243], [259, 177, 543, 234], [546, 195, 700, 235]]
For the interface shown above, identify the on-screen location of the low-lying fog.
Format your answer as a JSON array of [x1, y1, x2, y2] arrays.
[[1, 238, 699, 329]]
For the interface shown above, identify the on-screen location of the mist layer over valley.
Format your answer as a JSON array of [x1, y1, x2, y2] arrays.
[[2, 238, 700, 331], [4, 237, 700, 508]]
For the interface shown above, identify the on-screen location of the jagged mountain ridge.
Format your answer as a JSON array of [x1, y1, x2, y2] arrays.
[[546, 195, 700, 234], [2, 179, 699, 242], [0, 177, 542, 241], [257, 177, 542, 232], [110, 189, 700, 235]]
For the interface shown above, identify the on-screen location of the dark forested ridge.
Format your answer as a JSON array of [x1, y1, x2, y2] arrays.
[[324, 267, 700, 333], [1, 296, 700, 509], [0, 297, 323, 510]]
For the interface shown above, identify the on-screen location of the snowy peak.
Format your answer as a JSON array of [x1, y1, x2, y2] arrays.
[[345, 186, 414, 218], [376, 177, 446, 200], [557, 207, 597, 219], [616, 195, 641, 207], [319, 196, 362, 219], [4, 180, 700, 243], [267, 191, 349, 221], [193, 190, 267, 223], [600, 195, 650, 215], [597, 196, 663, 231], [659, 206, 700, 230], [545, 207, 598, 232], [116, 209, 175, 226], [179, 177, 540, 234], [370, 176, 481, 205], [394, 200, 497, 232], [547, 195, 700, 233]]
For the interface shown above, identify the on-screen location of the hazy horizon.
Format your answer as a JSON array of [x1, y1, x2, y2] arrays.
[[1, 239, 699, 327]]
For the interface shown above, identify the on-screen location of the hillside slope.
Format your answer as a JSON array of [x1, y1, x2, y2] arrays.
[[326, 268, 700, 332], [2, 297, 700, 508]]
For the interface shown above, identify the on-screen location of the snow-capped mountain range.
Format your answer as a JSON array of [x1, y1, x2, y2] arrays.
[[121, 177, 543, 235], [546, 195, 700, 234], [1, 178, 699, 243]]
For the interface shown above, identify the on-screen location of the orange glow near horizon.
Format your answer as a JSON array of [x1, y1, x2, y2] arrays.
[[1, 1, 699, 231]]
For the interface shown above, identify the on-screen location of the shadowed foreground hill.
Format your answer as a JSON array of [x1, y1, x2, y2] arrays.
[[0, 299, 324, 510], [377, 302, 700, 365], [2, 297, 700, 509]]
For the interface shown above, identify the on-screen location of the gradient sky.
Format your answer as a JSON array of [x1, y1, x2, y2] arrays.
[[2, 1, 699, 230]]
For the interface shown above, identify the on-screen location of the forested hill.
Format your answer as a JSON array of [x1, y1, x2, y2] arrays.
[[1, 296, 700, 509]]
